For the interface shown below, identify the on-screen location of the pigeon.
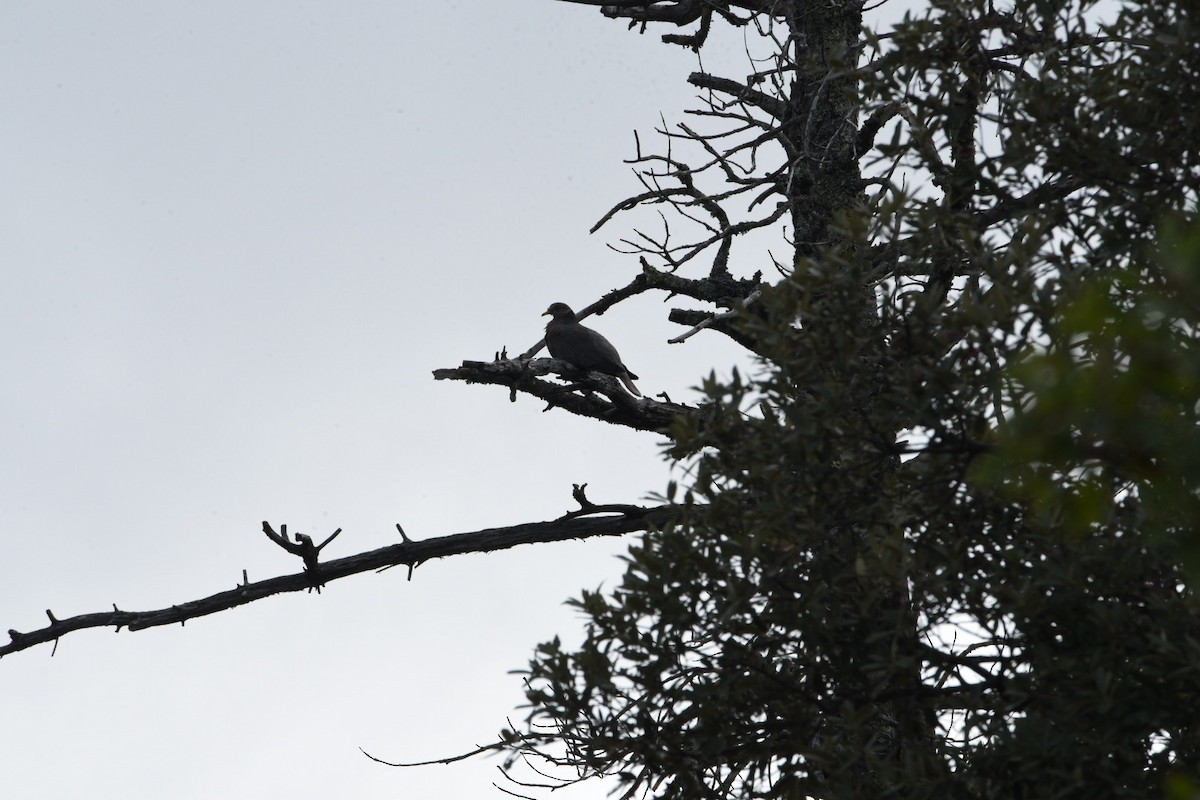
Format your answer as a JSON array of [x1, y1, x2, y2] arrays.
[[542, 302, 641, 397]]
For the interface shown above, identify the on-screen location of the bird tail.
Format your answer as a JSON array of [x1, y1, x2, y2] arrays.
[[621, 373, 642, 397]]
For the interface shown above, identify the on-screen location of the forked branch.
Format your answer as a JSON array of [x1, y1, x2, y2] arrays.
[[2, 504, 685, 659]]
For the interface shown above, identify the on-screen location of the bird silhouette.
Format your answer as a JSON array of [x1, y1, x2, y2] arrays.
[[542, 303, 641, 397]]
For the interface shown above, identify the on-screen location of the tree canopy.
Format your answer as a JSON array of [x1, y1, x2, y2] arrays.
[[485, 1, 1200, 798]]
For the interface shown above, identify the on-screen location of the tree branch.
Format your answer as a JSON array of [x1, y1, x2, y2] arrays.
[[975, 177, 1086, 228], [856, 101, 902, 156], [2, 504, 685, 659], [518, 261, 761, 361], [688, 72, 787, 121], [558, 1, 767, 30], [433, 357, 695, 433], [666, 288, 763, 346]]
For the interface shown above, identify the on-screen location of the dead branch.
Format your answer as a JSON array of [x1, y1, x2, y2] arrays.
[[688, 72, 787, 120], [2, 504, 686, 659], [517, 260, 761, 361], [433, 357, 695, 433], [262, 522, 342, 590], [557, 0, 766, 44], [667, 288, 762, 344]]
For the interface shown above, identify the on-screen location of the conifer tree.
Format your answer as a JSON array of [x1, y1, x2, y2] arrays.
[[498, 2, 1200, 797]]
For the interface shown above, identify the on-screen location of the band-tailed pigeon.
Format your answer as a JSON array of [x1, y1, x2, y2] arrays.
[[543, 302, 641, 397]]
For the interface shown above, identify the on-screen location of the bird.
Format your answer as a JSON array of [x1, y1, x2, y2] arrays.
[[542, 302, 641, 397]]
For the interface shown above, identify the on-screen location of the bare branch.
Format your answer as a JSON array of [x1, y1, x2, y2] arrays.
[[2, 505, 686, 659], [361, 740, 503, 768], [667, 288, 762, 343], [688, 72, 787, 120], [557, 1, 765, 45], [666, 307, 762, 353], [433, 357, 694, 433], [261, 522, 343, 590], [518, 261, 761, 361]]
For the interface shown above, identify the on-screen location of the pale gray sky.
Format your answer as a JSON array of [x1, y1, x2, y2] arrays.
[[0, 2, 909, 798], [0, 3, 750, 798]]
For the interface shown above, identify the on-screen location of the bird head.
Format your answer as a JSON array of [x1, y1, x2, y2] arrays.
[[543, 302, 577, 321]]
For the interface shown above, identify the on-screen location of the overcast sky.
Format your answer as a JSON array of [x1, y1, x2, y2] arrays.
[[0, 3, 915, 798]]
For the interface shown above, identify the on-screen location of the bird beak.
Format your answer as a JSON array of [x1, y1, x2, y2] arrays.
[[542, 309, 552, 316]]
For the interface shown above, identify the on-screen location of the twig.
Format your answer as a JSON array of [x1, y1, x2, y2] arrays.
[[667, 288, 762, 343]]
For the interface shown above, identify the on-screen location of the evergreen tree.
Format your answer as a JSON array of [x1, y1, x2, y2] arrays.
[[503, 2, 1200, 798]]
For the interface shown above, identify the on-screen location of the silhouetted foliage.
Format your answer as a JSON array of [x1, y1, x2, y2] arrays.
[[501, 2, 1200, 798]]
